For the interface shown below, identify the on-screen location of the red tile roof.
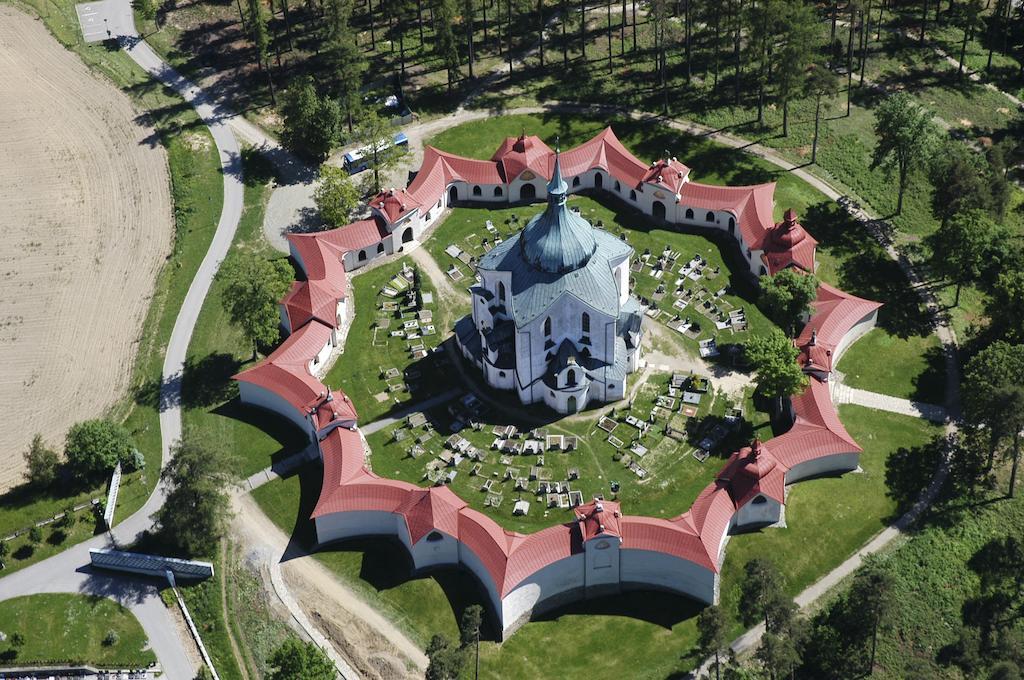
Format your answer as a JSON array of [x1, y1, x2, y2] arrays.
[[716, 440, 788, 508], [678, 181, 776, 249], [768, 378, 862, 470], [557, 127, 650, 187], [407, 147, 504, 206], [797, 283, 883, 374], [313, 217, 391, 254], [574, 499, 622, 540], [232, 320, 335, 413], [503, 524, 581, 594], [281, 278, 346, 331], [641, 157, 692, 194], [619, 515, 715, 570], [491, 134, 555, 182], [258, 129, 886, 613], [762, 209, 818, 274], [686, 485, 737, 569], [397, 487, 467, 544], [371, 188, 421, 223], [311, 389, 358, 431], [287, 232, 348, 283]]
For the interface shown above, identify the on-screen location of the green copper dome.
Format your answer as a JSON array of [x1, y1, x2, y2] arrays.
[[519, 152, 597, 273]]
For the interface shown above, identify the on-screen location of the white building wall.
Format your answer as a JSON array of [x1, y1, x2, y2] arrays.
[[314, 510, 403, 545], [408, 530, 461, 570], [784, 452, 860, 484], [583, 536, 622, 595], [237, 381, 313, 441], [831, 310, 879, 369], [456, 542, 507, 633], [501, 554, 586, 636], [307, 335, 335, 375], [619, 550, 717, 605], [734, 495, 782, 527]]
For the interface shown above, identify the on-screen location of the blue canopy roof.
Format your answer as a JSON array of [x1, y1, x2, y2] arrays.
[[518, 152, 598, 274]]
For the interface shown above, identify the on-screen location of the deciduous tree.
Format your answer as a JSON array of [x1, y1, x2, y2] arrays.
[[216, 253, 293, 360], [281, 78, 342, 161], [154, 439, 237, 557], [807, 63, 839, 164], [871, 92, 938, 215], [744, 330, 808, 412], [314, 164, 361, 225], [697, 604, 729, 680], [425, 633, 464, 679], [758, 269, 818, 335], [927, 209, 997, 307], [23, 434, 59, 489], [268, 638, 335, 679], [962, 341, 1024, 496], [355, 110, 407, 193], [64, 419, 135, 482]]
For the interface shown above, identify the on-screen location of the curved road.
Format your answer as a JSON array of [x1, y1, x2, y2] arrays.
[[0, 7, 244, 677]]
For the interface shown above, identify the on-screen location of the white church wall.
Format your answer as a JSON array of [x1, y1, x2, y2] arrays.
[[619, 549, 718, 605], [237, 381, 313, 441], [501, 554, 586, 637], [734, 495, 782, 527], [785, 453, 860, 484], [314, 510, 403, 546]]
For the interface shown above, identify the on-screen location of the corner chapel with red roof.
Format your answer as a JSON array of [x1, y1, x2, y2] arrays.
[[232, 127, 883, 640]]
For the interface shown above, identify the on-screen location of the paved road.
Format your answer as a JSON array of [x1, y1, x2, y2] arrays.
[[0, 4, 246, 677], [832, 381, 948, 423]]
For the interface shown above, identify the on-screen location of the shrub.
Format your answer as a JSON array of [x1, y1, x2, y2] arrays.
[[64, 419, 135, 482], [102, 629, 119, 647]]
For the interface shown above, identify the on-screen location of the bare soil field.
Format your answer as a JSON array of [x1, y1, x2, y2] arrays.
[[0, 7, 173, 491]]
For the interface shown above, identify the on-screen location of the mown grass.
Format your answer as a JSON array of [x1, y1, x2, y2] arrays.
[[0, 593, 155, 667], [323, 257, 447, 424], [0, 0, 222, 566], [180, 152, 310, 478], [252, 404, 939, 676], [837, 326, 947, 403]]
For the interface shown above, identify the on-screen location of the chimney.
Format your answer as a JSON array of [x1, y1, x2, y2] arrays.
[[809, 329, 817, 346]]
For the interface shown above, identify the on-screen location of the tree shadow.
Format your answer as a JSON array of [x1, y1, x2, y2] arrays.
[[883, 434, 946, 524]]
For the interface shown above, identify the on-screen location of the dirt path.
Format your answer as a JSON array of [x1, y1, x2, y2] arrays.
[[0, 7, 173, 492], [219, 538, 251, 680], [231, 492, 427, 676]]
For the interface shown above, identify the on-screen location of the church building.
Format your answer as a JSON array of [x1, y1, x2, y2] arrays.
[[455, 152, 644, 414]]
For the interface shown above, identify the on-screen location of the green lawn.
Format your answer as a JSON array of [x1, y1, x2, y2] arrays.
[[837, 326, 947, 403], [366, 372, 769, 534], [0, 594, 155, 667], [252, 403, 939, 677], [180, 152, 310, 478], [323, 257, 450, 424]]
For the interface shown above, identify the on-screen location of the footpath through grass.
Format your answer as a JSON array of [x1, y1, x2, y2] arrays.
[[0, 0, 222, 573], [0, 593, 155, 667], [252, 404, 939, 677], [180, 152, 309, 478]]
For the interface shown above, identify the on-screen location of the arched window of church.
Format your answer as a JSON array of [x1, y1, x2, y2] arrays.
[[581, 312, 590, 334], [498, 281, 506, 304], [567, 368, 577, 385], [377, 243, 385, 254], [572, 176, 581, 188], [473, 185, 482, 196], [494, 186, 503, 197], [706, 211, 715, 222], [685, 208, 694, 220], [629, 190, 637, 201], [544, 317, 552, 336], [358, 250, 367, 261]]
